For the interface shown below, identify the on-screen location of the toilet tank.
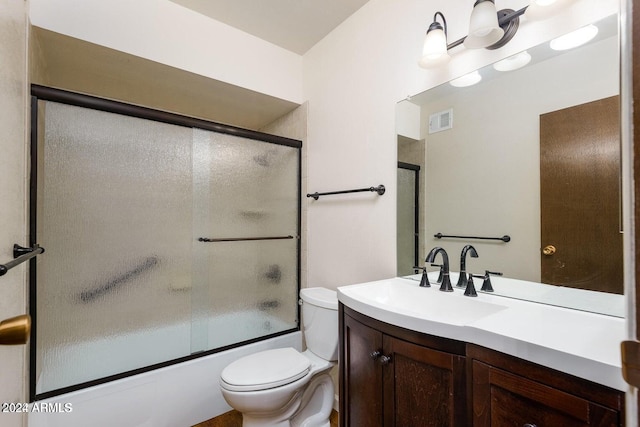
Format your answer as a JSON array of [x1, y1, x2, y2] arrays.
[[300, 287, 339, 361]]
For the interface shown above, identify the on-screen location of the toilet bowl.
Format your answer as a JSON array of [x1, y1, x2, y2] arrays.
[[219, 287, 338, 427]]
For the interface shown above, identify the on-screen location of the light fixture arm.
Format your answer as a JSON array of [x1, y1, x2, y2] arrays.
[[446, 5, 528, 50], [433, 11, 448, 37]]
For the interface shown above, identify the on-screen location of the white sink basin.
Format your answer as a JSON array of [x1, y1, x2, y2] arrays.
[[338, 278, 508, 338], [337, 276, 626, 391]]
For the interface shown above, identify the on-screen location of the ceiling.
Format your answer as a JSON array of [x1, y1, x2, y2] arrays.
[[169, 0, 371, 54]]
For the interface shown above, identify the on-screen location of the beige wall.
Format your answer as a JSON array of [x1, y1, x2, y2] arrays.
[[260, 103, 309, 289], [0, 0, 29, 426], [29, 0, 303, 104]]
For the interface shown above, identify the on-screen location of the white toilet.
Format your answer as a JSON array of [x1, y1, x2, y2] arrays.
[[219, 287, 338, 427]]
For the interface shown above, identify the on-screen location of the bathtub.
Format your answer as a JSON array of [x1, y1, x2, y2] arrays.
[[29, 312, 302, 427]]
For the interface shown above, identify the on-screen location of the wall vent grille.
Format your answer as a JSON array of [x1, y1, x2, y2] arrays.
[[428, 109, 453, 134]]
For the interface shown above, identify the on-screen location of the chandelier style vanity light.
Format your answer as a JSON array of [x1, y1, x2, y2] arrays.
[[419, 0, 577, 69]]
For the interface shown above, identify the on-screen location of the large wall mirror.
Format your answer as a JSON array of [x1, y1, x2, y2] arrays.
[[397, 12, 623, 317]]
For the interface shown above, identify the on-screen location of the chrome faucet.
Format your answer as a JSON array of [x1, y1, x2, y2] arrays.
[[456, 245, 478, 288], [425, 247, 453, 292]]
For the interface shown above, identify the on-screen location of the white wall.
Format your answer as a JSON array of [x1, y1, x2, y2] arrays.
[[0, 1, 29, 426], [302, 0, 618, 291], [29, 0, 304, 104]]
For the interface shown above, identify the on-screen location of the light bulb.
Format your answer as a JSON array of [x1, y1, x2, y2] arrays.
[[419, 27, 450, 68], [550, 24, 598, 51], [450, 71, 482, 87], [493, 51, 532, 72], [464, 0, 504, 49], [525, 0, 576, 21]]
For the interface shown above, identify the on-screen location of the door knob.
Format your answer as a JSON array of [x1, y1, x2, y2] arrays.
[[542, 245, 556, 256], [0, 314, 31, 345]]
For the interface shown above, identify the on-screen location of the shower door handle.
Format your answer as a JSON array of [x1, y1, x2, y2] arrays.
[[0, 314, 31, 345]]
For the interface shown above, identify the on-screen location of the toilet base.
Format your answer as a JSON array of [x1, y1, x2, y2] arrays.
[[238, 373, 334, 427]]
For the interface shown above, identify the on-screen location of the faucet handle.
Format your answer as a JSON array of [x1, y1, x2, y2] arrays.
[[481, 270, 502, 292], [465, 274, 483, 297], [419, 267, 431, 288]]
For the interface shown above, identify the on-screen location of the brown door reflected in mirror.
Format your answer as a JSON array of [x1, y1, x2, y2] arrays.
[[540, 96, 622, 293]]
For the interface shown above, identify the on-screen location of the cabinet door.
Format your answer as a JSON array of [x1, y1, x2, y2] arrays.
[[383, 335, 467, 427], [341, 313, 384, 427], [473, 360, 620, 427]]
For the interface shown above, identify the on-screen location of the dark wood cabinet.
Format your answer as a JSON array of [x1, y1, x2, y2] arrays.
[[469, 345, 624, 427], [341, 308, 383, 426], [340, 304, 467, 427], [340, 304, 625, 427]]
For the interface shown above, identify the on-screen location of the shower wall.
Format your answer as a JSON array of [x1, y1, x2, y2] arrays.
[[33, 92, 301, 398], [260, 102, 308, 287]]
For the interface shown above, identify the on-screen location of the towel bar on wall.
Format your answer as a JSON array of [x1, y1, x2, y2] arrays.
[[306, 184, 385, 200], [0, 244, 45, 277], [198, 235, 296, 243], [434, 233, 511, 243]]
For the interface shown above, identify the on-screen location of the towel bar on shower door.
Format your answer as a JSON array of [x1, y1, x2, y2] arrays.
[[197, 235, 296, 242]]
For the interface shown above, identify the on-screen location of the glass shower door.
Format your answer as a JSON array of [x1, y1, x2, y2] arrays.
[[35, 101, 195, 395], [397, 163, 420, 276], [32, 90, 301, 399], [191, 129, 300, 353]]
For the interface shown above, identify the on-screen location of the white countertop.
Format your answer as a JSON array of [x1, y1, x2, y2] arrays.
[[337, 274, 628, 391]]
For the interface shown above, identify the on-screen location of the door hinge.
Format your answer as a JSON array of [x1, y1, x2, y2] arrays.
[[621, 340, 640, 387]]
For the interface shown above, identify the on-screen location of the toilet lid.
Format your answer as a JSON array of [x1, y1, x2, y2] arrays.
[[220, 347, 311, 392]]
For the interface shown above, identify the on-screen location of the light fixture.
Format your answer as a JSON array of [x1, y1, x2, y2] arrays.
[[419, 12, 450, 69], [493, 51, 532, 71], [464, 0, 504, 48], [419, 2, 525, 69], [525, 0, 575, 21], [550, 24, 598, 50], [418, 0, 579, 69], [449, 70, 482, 87]]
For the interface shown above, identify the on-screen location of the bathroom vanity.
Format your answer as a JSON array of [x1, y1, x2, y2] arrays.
[[338, 276, 626, 426]]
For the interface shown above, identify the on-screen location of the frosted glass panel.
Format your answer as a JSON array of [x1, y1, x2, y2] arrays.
[[397, 167, 417, 276], [194, 239, 299, 352], [194, 130, 299, 238], [191, 129, 299, 352], [34, 98, 300, 398], [36, 102, 194, 394]]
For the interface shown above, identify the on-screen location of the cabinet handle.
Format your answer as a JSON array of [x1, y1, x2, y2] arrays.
[[370, 350, 381, 360], [523, 424, 537, 427], [379, 355, 392, 365]]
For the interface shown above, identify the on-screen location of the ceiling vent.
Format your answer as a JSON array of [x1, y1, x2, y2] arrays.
[[428, 108, 453, 134]]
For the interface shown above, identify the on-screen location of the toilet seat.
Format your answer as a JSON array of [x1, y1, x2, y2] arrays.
[[220, 347, 310, 392]]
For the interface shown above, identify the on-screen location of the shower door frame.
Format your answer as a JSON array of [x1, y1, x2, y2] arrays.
[[397, 161, 420, 274], [28, 85, 302, 401]]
